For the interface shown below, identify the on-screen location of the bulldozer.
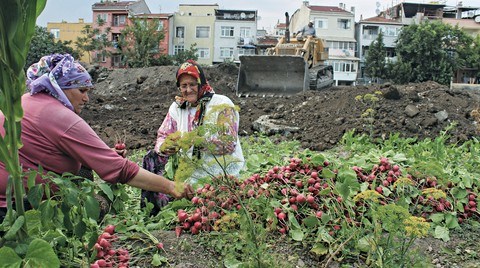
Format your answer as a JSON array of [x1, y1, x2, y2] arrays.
[[236, 13, 334, 96]]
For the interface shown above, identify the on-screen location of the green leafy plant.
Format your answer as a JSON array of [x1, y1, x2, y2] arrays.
[[355, 91, 383, 137], [0, 0, 46, 241]]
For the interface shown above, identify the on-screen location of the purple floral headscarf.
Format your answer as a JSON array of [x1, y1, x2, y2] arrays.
[[26, 54, 93, 111]]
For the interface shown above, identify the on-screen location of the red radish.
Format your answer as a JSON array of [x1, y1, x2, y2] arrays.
[[277, 212, 286, 221], [315, 211, 323, 218], [177, 210, 188, 222], [191, 227, 199, 235], [296, 194, 306, 203], [469, 194, 476, 201], [100, 232, 113, 240], [435, 203, 445, 212], [192, 212, 201, 222], [115, 142, 126, 150], [156, 243, 164, 250], [194, 221, 202, 229], [306, 195, 315, 204], [90, 264, 100, 268], [375, 186, 383, 194], [175, 226, 182, 237], [99, 238, 111, 248], [104, 225, 115, 235]]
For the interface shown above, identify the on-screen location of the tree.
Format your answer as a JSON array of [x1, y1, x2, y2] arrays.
[[392, 21, 474, 85], [364, 31, 387, 83], [464, 35, 480, 80], [119, 18, 165, 67], [26, 26, 79, 69], [75, 25, 95, 63], [75, 24, 112, 65]]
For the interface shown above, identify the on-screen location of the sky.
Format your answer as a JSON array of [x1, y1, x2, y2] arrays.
[[37, 0, 478, 32]]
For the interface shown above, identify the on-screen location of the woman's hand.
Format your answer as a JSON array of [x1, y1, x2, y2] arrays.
[[171, 183, 195, 200], [161, 146, 178, 156], [112, 148, 127, 158]]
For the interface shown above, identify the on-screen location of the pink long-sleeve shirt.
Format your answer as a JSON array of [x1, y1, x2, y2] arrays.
[[0, 93, 139, 207]]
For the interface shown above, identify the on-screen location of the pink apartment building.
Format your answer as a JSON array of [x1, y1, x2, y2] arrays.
[[91, 0, 171, 68]]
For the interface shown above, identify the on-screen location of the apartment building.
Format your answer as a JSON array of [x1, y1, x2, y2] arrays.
[[290, 2, 359, 86], [171, 4, 218, 65], [92, 0, 151, 68], [213, 9, 257, 63], [355, 16, 403, 81], [47, 19, 92, 63]]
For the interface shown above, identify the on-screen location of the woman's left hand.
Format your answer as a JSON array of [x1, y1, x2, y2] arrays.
[[113, 148, 127, 158]]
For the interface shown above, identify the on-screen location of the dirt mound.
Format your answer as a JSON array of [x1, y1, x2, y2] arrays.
[[81, 65, 480, 152]]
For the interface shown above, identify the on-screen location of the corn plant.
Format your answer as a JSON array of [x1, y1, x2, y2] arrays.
[[0, 1, 62, 267]]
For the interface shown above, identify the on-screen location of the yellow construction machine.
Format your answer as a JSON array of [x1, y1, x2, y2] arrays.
[[236, 13, 334, 96]]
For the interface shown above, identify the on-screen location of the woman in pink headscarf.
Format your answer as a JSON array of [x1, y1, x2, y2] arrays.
[[0, 54, 194, 221]]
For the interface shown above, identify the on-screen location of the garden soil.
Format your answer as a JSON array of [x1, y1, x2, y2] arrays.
[[82, 64, 480, 267]]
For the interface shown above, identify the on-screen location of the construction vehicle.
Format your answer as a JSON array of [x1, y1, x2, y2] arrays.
[[236, 13, 334, 96]]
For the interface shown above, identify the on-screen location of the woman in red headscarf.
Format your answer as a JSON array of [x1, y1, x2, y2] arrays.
[[141, 60, 244, 214]]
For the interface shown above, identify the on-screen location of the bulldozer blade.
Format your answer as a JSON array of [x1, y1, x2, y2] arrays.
[[236, 55, 309, 96]]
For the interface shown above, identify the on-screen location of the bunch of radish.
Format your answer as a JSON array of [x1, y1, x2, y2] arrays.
[[174, 157, 344, 236], [91, 225, 130, 268], [174, 155, 478, 238]]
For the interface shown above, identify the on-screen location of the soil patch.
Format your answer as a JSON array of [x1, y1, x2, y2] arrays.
[[82, 65, 480, 152], [82, 64, 480, 267]]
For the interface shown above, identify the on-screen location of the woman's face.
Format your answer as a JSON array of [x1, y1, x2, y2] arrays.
[[64, 87, 92, 114], [179, 74, 199, 104]]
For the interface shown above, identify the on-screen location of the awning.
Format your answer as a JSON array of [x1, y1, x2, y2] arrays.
[[237, 44, 256, 49], [328, 56, 360, 61]]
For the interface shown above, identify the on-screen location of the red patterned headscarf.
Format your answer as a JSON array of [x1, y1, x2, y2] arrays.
[[174, 60, 215, 128]]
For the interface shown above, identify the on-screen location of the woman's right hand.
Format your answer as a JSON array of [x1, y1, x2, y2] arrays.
[[171, 182, 195, 200]]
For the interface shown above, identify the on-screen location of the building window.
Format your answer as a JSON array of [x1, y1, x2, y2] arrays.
[[238, 48, 255, 56], [316, 18, 328, 29], [196, 26, 210, 38], [220, 47, 234, 58], [50, 28, 60, 38], [112, 55, 122, 67], [240, 27, 251, 38], [176, 26, 185, 38], [96, 52, 106, 63], [196, 48, 210, 59], [332, 61, 356, 73], [157, 20, 164, 31], [112, 33, 121, 48], [221, 26, 234, 37], [337, 19, 351, 29], [382, 26, 398, 37], [113, 14, 126, 27], [96, 13, 107, 25], [174, 45, 185, 55]]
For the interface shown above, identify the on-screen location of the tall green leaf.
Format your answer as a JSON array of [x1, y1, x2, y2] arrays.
[[0, 0, 47, 240]]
